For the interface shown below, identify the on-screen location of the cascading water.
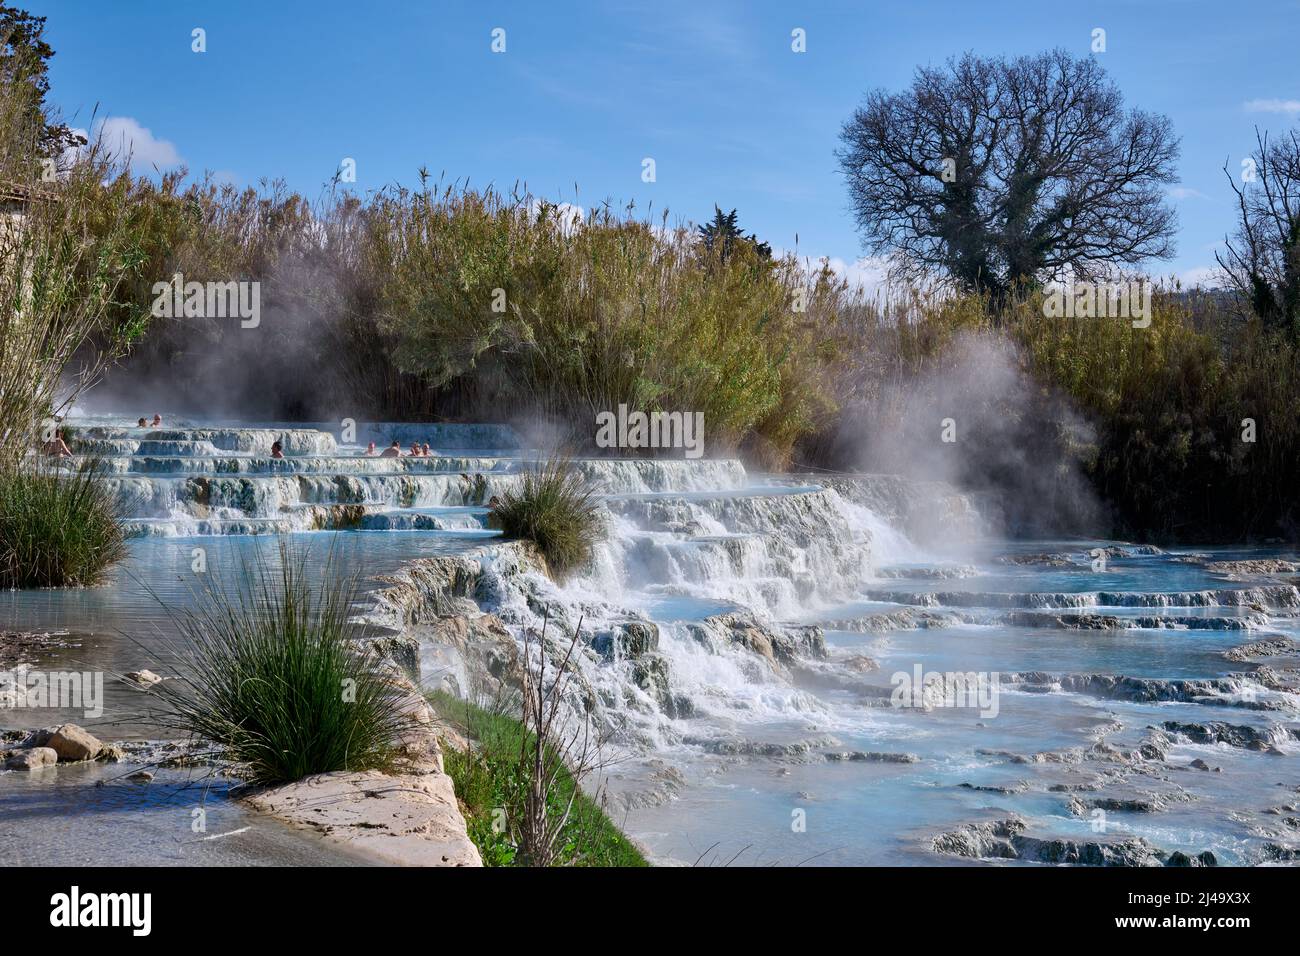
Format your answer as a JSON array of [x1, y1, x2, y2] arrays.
[[4, 416, 1298, 866]]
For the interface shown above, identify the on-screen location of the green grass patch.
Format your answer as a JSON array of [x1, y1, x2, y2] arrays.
[[0, 459, 128, 588], [429, 689, 648, 867]]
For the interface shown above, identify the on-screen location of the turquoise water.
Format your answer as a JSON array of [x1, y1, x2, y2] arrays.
[[4, 418, 1298, 866], [623, 544, 1300, 866]]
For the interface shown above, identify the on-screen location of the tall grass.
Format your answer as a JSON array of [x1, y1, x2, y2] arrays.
[[0, 130, 152, 466], [96, 179, 844, 461], [41, 156, 1299, 540], [805, 285, 1300, 540], [367, 186, 842, 463], [0, 458, 126, 587], [490, 459, 602, 578], [148, 543, 415, 785]]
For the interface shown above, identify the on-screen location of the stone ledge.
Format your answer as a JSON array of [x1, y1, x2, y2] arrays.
[[243, 766, 482, 867]]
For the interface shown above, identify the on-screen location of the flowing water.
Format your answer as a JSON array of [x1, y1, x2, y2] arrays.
[[3, 417, 1298, 866]]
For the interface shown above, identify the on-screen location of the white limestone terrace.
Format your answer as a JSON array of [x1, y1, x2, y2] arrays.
[[58, 418, 751, 537]]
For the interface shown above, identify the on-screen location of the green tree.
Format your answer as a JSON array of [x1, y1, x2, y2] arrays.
[[697, 206, 772, 262], [0, 3, 85, 177], [837, 50, 1179, 301]]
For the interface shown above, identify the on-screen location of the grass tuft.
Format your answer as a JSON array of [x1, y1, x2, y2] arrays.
[[490, 459, 602, 578], [0, 458, 127, 588], [148, 542, 415, 785]]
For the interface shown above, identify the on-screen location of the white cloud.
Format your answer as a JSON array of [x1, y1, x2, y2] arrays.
[[1168, 186, 1209, 201], [1244, 98, 1300, 114], [93, 116, 183, 170], [1177, 265, 1222, 289], [527, 199, 585, 235], [813, 255, 891, 296]]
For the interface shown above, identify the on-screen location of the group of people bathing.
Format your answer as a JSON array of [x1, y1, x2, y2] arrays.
[[268, 439, 433, 461], [364, 440, 436, 458], [41, 413, 164, 458]]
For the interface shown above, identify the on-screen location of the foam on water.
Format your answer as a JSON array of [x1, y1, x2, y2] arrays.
[[8, 418, 1300, 866]]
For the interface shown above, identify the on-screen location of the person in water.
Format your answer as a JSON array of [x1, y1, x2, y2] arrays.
[[422, 442, 432, 456], [270, 441, 284, 459], [136, 417, 147, 427], [364, 441, 377, 456], [379, 441, 401, 458], [151, 414, 162, 427], [41, 429, 73, 458], [408, 442, 422, 457]]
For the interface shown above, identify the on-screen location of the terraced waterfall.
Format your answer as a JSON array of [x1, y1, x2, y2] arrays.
[[3, 417, 1298, 866]]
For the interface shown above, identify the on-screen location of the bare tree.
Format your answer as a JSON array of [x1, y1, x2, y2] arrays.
[[836, 49, 1179, 300], [1216, 127, 1300, 340], [513, 610, 599, 866]]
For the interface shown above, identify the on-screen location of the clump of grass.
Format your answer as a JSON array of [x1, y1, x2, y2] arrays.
[[429, 689, 647, 867], [0, 458, 127, 587], [149, 543, 414, 785], [490, 459, 602, 578]]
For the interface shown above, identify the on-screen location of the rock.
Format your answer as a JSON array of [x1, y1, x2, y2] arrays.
[[126, 770, 154, 783], [123, 669, 163, 688], [6, 746, 58, 771], [20, 727, 53, 748], [1166, 850, 1217, 867], [1258, 843, 1300, 862], [694, 736, 833, 758], [931, 817, 1026, 860], [45, 724, 103, 762], [592, 621, 659, 660], [368, 635, 421, 681], [846, 750, 920, 764], [959, 781, 1027, 794], [1206, 559, 1300, 576], [1162, 720, 1282, 750], [1008, 672, 1273, 709], [243, 768, 482, 867], [932, 815, 1208, 867], [631, 654, 691, 716], [687, 612, 827, 667], [1069, 795, 1162, 815]]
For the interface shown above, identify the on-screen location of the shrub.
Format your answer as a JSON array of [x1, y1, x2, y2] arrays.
[[0, 459, 127, 587], [148, 543, 415, 785], [490, 459, 602, 577]]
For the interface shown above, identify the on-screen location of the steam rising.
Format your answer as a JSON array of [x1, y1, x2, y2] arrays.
[[830, 333, 1104, 537]]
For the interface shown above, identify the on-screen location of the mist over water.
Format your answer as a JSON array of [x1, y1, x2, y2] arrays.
[[829, 332, 1104, 538], [85, 255, 376, 422]]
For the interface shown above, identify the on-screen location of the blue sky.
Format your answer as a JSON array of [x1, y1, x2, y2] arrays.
[[27, 0, 1300, 288]]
